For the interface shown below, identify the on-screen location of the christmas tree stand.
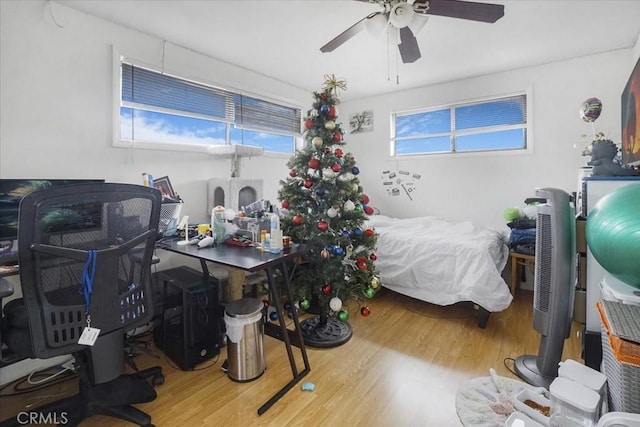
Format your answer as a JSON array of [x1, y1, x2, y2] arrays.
[[299, 314, 352, 348]]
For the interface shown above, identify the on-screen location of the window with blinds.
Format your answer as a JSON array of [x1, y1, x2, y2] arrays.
[[391, 94, 528, 156], [119, 62, 301, 153]]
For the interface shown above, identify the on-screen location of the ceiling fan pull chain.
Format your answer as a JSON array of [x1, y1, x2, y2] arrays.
[[395, 35, 400, 85], [386, 27, 391, 82]]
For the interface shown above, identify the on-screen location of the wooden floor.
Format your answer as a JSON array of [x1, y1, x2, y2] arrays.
[[82, 288, 582, 427]]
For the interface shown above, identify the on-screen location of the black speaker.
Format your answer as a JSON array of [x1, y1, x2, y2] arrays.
[[153, 266, 221, 370]]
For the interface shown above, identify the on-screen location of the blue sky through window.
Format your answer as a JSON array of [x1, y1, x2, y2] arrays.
[[393, 94, 527, 155], [121, 107, 294, 153]]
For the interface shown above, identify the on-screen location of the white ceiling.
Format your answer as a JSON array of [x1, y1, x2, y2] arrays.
[[57, 0, 640, 102]]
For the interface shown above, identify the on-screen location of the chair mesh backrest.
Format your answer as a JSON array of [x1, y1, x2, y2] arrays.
[[18, 183, 161, 359]]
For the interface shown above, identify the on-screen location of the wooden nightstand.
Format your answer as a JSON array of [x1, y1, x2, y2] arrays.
[[509, 251, 535, 295]]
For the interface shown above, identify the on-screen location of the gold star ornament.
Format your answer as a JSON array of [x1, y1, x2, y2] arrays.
[[323, 74, 347, 96]]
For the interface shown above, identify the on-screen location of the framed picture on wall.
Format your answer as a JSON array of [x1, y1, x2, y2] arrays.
[[349, 110, 374, 133], [153, 176, 175, 199]]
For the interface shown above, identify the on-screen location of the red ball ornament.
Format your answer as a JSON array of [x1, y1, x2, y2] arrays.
[[263, 299, 270, 307], [308, 158, 320, 169], [322, 284, 332, 295], [331, 163, 342, 173], [370, 253, 377, 261], [332, 133, 341, 142], [289, 169, 297, 177], [334, 148, 343, 158], [361, 194, 370, 204], [281, 201, 290, 209], [292, 215, 303, 225], [327, 106, 337, 118], [317, 221, 329, 231], [357, 256, 367, 264], [364, 228, 375, 237], [358, 262, 368, 270], [304, 179, 313, 188], [304, 119, 314, 130], [364, 206, 374, 215], [360, 306, 371, 317]]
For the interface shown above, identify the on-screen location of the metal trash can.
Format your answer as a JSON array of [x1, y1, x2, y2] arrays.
[[224, 298, 265, 382]]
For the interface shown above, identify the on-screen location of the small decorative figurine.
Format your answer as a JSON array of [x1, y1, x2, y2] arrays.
[[588, 138, 638, 176]]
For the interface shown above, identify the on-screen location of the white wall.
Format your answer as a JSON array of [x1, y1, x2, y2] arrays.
[[0, 0, 305, 226], [341, 48, 639, 231], [1, 0, 638, 235]]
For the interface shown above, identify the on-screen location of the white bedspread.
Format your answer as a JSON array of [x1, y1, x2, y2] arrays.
[[366, 215, 512, 312]]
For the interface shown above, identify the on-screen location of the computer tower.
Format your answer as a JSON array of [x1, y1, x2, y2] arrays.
[[153, 266, 221, 371]]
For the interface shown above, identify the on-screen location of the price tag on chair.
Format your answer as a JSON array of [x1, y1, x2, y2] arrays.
[[78, 326, 101, 346]]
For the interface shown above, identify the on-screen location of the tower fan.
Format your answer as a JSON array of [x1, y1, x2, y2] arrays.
[[515, 188, 576, 388]]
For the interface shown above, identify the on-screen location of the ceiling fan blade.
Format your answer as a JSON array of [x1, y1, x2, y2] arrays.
[[413, 0, 504, 23], [398, 26, 421, 63], [320, 12, 382, 53]]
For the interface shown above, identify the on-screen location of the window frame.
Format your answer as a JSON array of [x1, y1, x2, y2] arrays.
[[113, 51, 302, 156], [390, 90, 532, 158]]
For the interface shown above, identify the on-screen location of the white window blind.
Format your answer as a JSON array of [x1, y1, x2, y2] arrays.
[[119, 62, 301, 153]]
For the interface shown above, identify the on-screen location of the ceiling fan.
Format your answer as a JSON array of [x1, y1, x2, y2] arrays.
[[320, 0, 504, 64]]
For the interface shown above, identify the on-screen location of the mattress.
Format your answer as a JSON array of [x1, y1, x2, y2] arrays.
[[366, 215, 513, 312]]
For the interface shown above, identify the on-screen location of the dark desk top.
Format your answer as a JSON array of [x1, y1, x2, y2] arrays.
[[158, 240, 302, 273]]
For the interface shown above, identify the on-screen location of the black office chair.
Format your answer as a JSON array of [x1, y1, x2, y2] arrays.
[[0, 183, 163, 426]]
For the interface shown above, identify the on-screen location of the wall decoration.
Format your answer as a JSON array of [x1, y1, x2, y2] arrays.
[[381, 170, 421, 201], [349, 110, 374, 133]]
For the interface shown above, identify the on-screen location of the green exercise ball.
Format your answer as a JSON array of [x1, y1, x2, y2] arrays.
[[586, 183, 640, 289]]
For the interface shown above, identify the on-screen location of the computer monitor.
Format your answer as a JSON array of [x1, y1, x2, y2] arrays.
[[0, 179, 104, 243]]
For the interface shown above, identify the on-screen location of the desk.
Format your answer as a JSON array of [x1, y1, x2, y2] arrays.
[[158, 241, 310, 415], [509, 251, 535, 295]]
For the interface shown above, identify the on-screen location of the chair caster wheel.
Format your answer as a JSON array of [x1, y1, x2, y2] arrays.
[[152, 374, 164, 386]]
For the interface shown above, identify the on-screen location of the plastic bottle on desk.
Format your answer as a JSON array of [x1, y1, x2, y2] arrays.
[[211, 205, 226, 244], [269, 213, 283, 253], [260, 230, 267, 252]]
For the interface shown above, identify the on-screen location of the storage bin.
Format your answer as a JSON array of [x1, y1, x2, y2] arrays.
[[224, 298, 265, 382], [549, 377, 600, 427], [596, 411, 640, 427], [597, 301, 640, 413], [558, 358, 607, 417]]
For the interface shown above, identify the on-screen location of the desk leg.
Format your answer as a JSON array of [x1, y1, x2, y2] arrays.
[[257, 262, 310, 415]]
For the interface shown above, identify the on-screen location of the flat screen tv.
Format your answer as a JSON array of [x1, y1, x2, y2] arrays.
[[0, 179, 104, 243], [622, 55, 640, 168]]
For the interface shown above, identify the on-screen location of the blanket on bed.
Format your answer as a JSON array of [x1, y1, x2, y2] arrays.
[[366, 215, 512, 312]]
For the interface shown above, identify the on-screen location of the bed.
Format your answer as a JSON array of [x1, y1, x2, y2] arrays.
[[366, 215, 513, 327]]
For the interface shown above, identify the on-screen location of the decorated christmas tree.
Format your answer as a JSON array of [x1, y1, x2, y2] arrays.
[[277, 75, 380, 347]]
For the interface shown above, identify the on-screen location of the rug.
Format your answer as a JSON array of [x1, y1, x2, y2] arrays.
[[455, 371, 542, 427]]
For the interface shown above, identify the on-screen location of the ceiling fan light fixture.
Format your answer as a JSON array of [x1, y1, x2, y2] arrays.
[[365, 12, 389, 35], [389, 2, 415, 28]]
